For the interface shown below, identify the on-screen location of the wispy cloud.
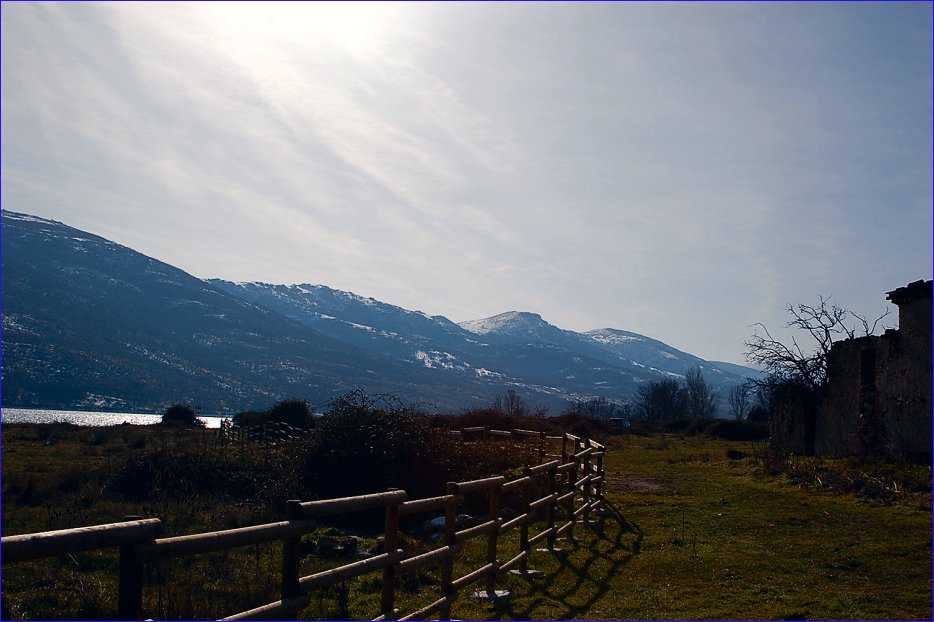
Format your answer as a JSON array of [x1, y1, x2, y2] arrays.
[[3, 2, 930, 363]]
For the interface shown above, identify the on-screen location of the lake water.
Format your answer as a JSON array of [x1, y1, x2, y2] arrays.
[[1, 407, 227, 429]]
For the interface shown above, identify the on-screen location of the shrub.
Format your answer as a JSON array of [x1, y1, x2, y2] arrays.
[[267, 398, 315, 428], [233, 398, 315, 430], [549, 412, 612, 440], [303, 402, 436, 499], [231, 409, 264, 427], [445, 407, 541, 432], [160, 404, 204, 428], [303, 393, 539, 505]]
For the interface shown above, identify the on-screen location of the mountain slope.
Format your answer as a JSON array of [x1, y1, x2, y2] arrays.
[[213, 282, 757, 408], [0, 212, 470, 411], [2, 210, 758, 414], [207, 280, 471, 364], [208, 281, 634, 402]]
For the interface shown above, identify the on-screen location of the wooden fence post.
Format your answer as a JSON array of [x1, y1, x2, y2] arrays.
[[381, 491, 401, 620], [582, 446, 592, 524], [280, 500, 303, 621], [565, 450, 577, 542], [117, 516, 146, 620], [485, 481, 502, 596], [518, 470, 531, 572], [595, 450, 605, 504], [439, 482, 459, 621], [545, 464, 558, 550]]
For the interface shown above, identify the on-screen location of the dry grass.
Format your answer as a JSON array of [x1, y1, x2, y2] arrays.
[[2, 425, 931, 620]]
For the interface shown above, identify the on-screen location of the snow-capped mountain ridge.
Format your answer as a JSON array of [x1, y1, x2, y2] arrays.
[[3, 209, 759, 414], [216, 282, 758, 402]]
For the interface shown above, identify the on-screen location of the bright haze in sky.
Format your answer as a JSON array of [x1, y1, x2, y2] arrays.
[[2, 2, 931, 366]]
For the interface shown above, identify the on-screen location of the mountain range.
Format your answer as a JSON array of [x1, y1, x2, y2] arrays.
[[1, 210, 756, 415]]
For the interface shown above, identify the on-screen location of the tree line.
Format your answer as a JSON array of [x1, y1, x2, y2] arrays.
[[625, 366, 766, 424], [159, 371, 769, 433]]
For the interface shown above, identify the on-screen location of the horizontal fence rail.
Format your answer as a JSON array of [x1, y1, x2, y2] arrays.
[[2, 430, 606, 621], [1, 518, 163, 563]]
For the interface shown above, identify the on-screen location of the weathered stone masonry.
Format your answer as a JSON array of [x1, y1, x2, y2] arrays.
[[771, 280, 932, 462]]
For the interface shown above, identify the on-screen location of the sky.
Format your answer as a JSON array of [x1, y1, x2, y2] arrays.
[[2, 1, 931, 366]]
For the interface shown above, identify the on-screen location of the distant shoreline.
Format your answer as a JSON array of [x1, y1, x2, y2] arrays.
[[1, 407, 226, 428], [1, 405, 160, 415]]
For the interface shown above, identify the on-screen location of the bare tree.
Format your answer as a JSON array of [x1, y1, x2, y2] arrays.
[[492, 388, 528, 417], [746, 384, 771, 423], [744, 295, 891, 389], [634, 379, 687, 421], [684, 366, 719, 420], [566, 397, 633, 425], [572, 396, 619, 420], [728, 383, 751, 421]]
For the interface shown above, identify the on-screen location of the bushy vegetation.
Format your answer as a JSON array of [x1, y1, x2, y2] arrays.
[[306, 392, 539, 506], [4, 391, 550, 536], [441, 406, 547, 433], [306, 394, 448, 499], [160, 404, 204, 428], [232, 397, 316, 429]]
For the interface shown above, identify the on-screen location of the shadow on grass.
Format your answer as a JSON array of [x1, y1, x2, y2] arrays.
[[486, 500, 644, 620]]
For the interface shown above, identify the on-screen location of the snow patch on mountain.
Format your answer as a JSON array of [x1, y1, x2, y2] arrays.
[[5, 212, 59, 224], [459, 311, 542, 335], [415, 350, 458, 369], [458, 311, 563, 340], [585, 328, 642, 345]]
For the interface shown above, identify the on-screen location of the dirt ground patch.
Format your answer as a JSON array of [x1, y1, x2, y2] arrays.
[[607, 475, 668, 495]]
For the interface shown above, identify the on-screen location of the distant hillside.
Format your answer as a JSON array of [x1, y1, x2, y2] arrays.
[[1, 212, 472, 412], [2, 210, 759, 414], [209, 283, 758, 412]]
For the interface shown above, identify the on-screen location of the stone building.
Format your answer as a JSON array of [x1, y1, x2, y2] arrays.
[[771, 279, 932, 462]]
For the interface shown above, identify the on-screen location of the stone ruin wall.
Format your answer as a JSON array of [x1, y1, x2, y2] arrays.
[[769, 383, 817, 456], [814, 336, 876, 459], [772, 281, 932, 462], [875, 294, 932, 462]]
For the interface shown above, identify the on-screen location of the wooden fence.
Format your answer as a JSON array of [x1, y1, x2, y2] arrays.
[[219, 419, 314, 447], [1, 430, 606, 621]]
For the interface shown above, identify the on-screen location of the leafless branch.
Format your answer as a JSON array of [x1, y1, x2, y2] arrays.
[[744, 295, 893, 390]]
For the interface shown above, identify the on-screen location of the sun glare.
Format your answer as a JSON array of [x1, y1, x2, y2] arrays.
[[208, 1, 398, 57]]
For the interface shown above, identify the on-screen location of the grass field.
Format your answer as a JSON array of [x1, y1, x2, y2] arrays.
[[539, 435, 932, 620], [1, 424, 931, 620]]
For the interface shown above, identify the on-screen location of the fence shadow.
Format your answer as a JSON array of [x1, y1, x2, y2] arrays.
[[489, 499, 643, 621]]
